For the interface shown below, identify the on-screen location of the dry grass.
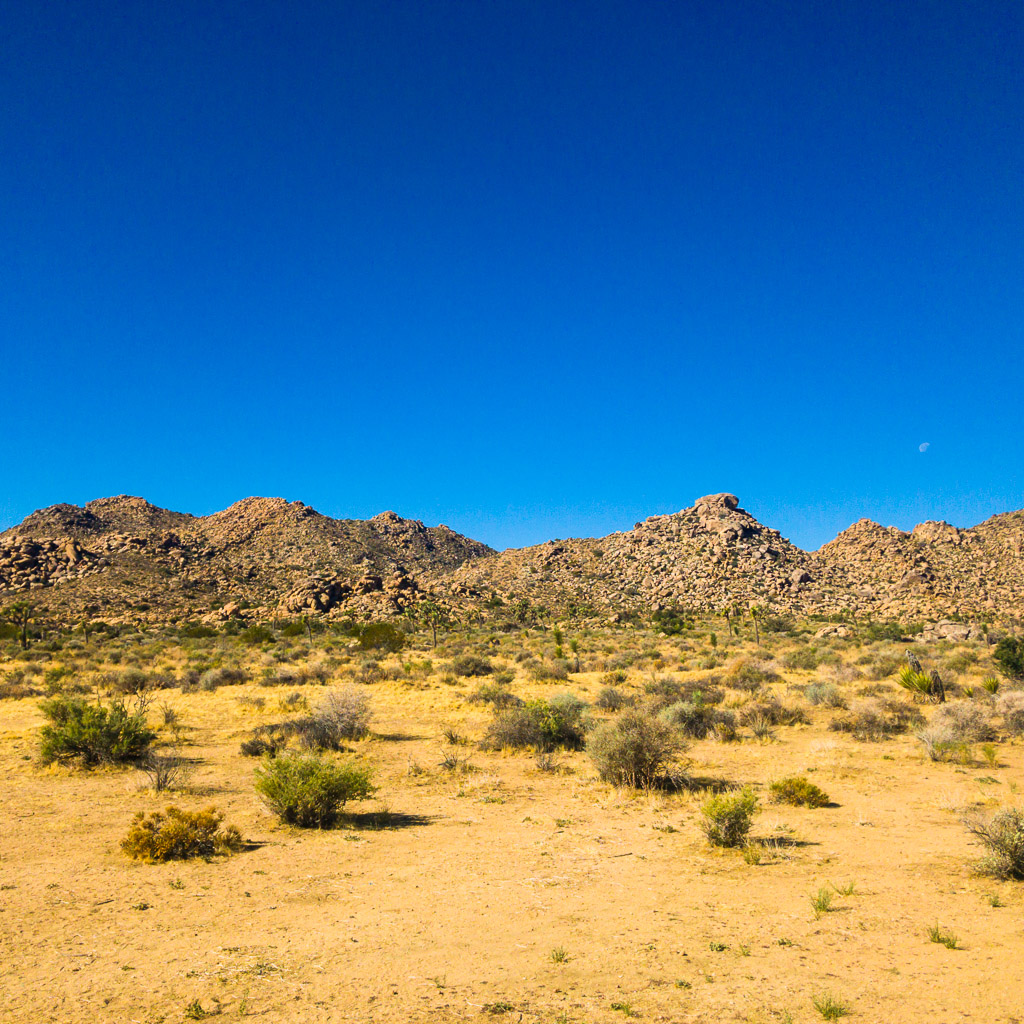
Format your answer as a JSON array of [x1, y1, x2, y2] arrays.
[[0, 626, 1021, 1022]]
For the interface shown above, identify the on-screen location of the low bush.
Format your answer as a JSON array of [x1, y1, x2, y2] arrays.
[[588, 709, 685, 788], [738, 698, 807, 727], [468, 681, 523, 708], [700, 789, 759, 847], [993, 638, 1024, 680], [254, 753, 375, 827], [829, 698, 924, 741], [294, 689, 371, 750], [724, 657, 780, 691], [39, 695, 156, 766], [916, 725, 971, 764], [451, 654, 494, 677], [781, 648, 823, 672], [931, 702, 994, 742], [997, 691, 1024, 736], [804, 682, 847, 709], [659, 699, 736, 739], [482, 694, 587, 751], [769, 776, 830, 808], [963, 807, 1024, 879], [241, 625, 275, 645], [121, 806, 243, 862], [0, 680, 41, 700], [357, 623, 406, 653], [595, 685, 632, 711]]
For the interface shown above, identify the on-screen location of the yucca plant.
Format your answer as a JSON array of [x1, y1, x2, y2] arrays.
[[897, 665, 934, 701]]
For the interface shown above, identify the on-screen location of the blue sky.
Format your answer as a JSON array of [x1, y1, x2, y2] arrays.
[[2, 1, 1021, 551]]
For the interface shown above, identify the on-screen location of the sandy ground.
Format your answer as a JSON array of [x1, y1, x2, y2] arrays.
[[2, 665, 1023, 1024]]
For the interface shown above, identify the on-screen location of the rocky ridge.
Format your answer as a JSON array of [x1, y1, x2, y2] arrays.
[[2, 492, 1023, 627]]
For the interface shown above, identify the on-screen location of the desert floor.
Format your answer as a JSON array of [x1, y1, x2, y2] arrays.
[[2, 632, 1023, 1023]]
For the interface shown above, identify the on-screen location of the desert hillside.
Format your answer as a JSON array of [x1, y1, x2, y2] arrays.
[[2, 492, 1023, 628]]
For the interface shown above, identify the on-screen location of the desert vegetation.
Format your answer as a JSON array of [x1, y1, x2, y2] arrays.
[[2, 609, 1024, 1022]]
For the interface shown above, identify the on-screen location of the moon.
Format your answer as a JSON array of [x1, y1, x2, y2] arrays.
[[919, 442, 930, 453]]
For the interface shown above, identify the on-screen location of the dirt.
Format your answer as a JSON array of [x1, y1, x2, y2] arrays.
[[2, 653, 1023, 1023]]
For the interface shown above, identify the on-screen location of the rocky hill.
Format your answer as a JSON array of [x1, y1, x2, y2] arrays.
[[0, 496, 494, 623], [2, 492, 1022, 627], [440, 493, 1024, 624]]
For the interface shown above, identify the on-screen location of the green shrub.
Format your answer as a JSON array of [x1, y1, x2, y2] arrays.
[[700, 789, 759, 847], [241, 625, 275, 645], [357, 623, 406, 653], [782, 648, 822, 671], [39, 695, 156, 766], [121, 806, 243, 862], [993, 638, 1024, 680], [587, 710, 684, 788], [659, 699, 735, 739], [254, 753, 375, 827], [963, 807, 1024, 879], [482, 695, 587, 751], [769, 776, 830, 808], [468, 681, 523, 708], [724, 658, 779, 691], [804, 682, 847, 708], [451, 654, 494, 677]]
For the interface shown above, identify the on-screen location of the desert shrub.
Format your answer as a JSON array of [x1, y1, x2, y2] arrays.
[[241, 625, 275, 645], [724, 658, 779, 692], [482, 695, 587, 751], [660, 699, 735, 739], [769, 776, 830, 808], [240, 729, 285, 757], [199, 666, 249, 691], [259, 663, 330, 687], [595, 686, 632, 711], [293, 689, 371, 750], [254, 753, 375, 827], [781, 648, 823, 671], [931, 702, 995, 742], [139, 749, 194, 791], [38, 695, 156, 766], [996, 691, 1024, 736], [804, 682, 847, 708], [601, 670, 628, 686], [916, 725, 971, 764], [468, 680, 523, 708], [451, 654, 494, 677], [102, 668, 173, 694], [963, 807, 1024, 879], [352, 658, 384, 685], [739, 698, 807, 727], [357, 623, 406, 653], [993, 638, 1024, 680], [829, 698, 924, 741], [643, 675, 685, 707], [944, 650, 979, 674], [700, 789, 759, 847], [492, 669, 515, 686], [121, 806, 242, 862], [0, 680, 41, 700], [862, 653, 902, 680], [588, 710, 685, 788], [528, 659, 570, 682]]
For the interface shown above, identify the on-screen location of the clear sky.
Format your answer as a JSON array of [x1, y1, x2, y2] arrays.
[[2, 1, 1022, 551]]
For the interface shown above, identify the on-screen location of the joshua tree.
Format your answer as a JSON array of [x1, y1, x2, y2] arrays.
[[2, 601, 33, 650]]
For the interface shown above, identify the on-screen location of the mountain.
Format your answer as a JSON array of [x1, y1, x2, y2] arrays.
[[439, 493, 1024, 624], [2, 492, 1022, 627], [0, 496, 494, 622]]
